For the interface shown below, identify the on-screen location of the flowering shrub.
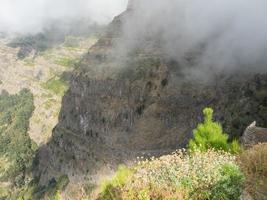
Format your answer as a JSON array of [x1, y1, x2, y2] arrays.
[[189, 108, 242, 154], [99, 149, 244, 200]]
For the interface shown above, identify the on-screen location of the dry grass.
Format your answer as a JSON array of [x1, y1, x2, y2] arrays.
[[238, 143, 267, 200]]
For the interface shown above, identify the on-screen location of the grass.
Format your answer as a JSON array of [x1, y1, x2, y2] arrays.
[[238, 143, 267, 200], [42, 76, 68, 96], [44, 99, 54, 109], [0, 186, 8, 199], [23, 58, 35, 67], [63, 36, 80, 48], [54, 57, 78, 67], [100, 166, 133, 200]]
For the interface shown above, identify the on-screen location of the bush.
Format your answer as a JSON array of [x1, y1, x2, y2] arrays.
[[210, 164, 245, 200], [239, 143, 267, 200], [98, 150, 244, 200], [100, 165, 133, 200], [189, 108, 241, 154]]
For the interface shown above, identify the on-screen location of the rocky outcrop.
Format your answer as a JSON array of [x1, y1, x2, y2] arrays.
[[242, 122, 267, 147], [35, 5, 267, 186]]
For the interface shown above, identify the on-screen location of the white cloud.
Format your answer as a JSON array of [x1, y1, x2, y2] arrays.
[[0, 0, 128, 34]]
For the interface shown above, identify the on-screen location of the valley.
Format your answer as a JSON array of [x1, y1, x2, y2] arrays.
[[0, 35, 98, 145], [0, 0, 266, 199]]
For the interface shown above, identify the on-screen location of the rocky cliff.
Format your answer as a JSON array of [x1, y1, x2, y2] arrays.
[[35, 6, 267, 187]]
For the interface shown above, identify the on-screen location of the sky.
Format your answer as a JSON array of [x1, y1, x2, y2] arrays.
[[0, 0, 128, 34]]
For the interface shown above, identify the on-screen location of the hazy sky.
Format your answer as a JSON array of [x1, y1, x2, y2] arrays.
[[1, 0, 266, 74], [0, 0, 128, 34]]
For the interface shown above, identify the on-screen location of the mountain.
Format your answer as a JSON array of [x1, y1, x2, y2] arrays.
[[34, 2, 267, 197]]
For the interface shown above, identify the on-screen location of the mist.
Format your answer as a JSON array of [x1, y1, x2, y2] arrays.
[[119, 0, 267, 75], [0, 0, 128, 35], [2, 0, 267, 74]]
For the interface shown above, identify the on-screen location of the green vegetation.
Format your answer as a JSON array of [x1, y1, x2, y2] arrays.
[[99, 150, 245, 200], [0, 89, 36, 198], [64, 36, 80, 48], [23, 58, 35, 67], [118, 57, 161, 81], [189, 108, 242, 154], [100, 166, 133, 200], [54, 57, 78, 67], [17, 175, 69, 200], [98, 107, 248, 200], [42, 76, 68, 96], [8, 31, 65, 59]]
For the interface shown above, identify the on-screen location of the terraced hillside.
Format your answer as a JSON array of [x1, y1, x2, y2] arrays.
[[0, 35, 98, 145]]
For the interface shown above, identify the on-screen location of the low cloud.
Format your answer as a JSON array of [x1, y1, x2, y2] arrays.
[[119, 0, 267, 76], [0, 0, 128, 34]]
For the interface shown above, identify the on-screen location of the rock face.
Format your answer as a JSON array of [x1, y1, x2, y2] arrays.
[[35, 7, 267, 185], [242, 122, 267, 147]]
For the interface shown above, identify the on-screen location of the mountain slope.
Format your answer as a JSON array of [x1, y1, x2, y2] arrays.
[[0, 34, 98, 145], [35, 4, 267, 198]]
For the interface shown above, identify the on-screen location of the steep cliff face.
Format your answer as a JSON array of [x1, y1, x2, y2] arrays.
[[35, 7, 267, 186]]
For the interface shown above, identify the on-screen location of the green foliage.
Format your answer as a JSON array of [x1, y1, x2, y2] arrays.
[[54, 190, 61, 200], [0, 89, 36, 200], [23, 58, 35, 67], [0, 89, 35, 187], [98, 150, 245, 200], [138, 189, 150, 200], [189, 108, 241, 154], [211, 164, 245, 200], [54, 57, 78, 67], [64, 36, 80, 48], [42, 76, 68, 96], [230, 139, 242, 154], [100, 165, 133, 200], [118, 57, 161, 81], [17, 175, 69, 200]]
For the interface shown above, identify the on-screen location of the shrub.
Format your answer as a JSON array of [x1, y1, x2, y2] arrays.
[[239, 143, 267, 200], [100, 165, 133, 200], [210, 164, 245, 200], [98, 150, 244, 200], [189, 107, 241, 154]]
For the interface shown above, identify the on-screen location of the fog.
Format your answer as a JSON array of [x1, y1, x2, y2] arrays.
[[1, 0, 267, 74], [0, 0, 128, 34], [120, 0, 267, 75]]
